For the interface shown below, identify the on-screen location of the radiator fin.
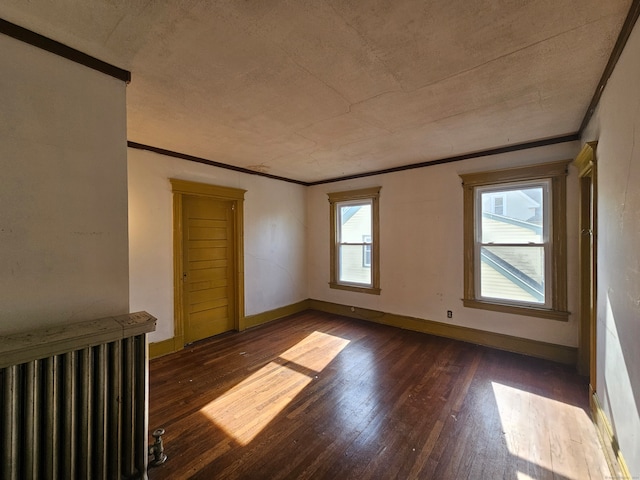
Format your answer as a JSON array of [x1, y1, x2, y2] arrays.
[[0, 335, 149, 480]]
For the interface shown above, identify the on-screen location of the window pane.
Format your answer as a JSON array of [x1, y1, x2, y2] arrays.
[[339, 204, 371, 243], [339, 245, 371, 285], [363, 246, 371, 267], [481, 187, 543, 244], [480, 246, 544, 303]]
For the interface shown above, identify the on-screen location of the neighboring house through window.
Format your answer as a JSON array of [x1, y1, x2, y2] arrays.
[[362, 235, 372, 267], [491, 194, 505, 215], [328, 187, 381, 295], [460, 161, 569, 321]]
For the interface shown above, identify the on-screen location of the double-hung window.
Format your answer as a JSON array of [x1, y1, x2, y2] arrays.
[[328, 187, 381, 294], [460, 161, 569, 320]]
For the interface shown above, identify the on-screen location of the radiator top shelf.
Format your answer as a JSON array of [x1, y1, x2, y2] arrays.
[[0, 311, 156, 368]]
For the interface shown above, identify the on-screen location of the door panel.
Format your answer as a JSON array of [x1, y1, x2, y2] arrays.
[[183, 195, 235, 344]]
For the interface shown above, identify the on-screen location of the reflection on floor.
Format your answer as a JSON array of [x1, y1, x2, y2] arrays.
[[148, 310, 610, 479]]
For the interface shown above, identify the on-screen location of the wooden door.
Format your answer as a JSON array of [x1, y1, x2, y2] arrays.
[[182, 195, 235, 344]]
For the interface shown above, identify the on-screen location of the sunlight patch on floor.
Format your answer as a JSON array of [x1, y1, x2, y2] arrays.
[[201, 331, 350, 445], [516, 472, 539, 480], [492, 381, 593, 480]]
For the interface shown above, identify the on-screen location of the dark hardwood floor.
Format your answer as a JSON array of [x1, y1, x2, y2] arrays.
[[148, 311, 609, 479]]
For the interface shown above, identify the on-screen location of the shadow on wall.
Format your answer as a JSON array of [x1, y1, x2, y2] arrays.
[[602, 292, 640, 472]]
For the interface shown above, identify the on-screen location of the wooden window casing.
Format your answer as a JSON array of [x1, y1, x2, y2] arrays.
[[328, 187, 381, 295], [460, 161, 570, 321]]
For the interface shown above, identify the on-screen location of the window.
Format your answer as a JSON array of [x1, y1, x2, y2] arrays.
[[491, 194, 505, 215], [328, 187, 381, 294], [460, 161, 569, 321], [362, 235, 372, 267]]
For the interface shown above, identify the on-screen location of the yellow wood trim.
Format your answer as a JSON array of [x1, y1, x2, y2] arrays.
[[459, 159, 570, 186], [329, 194, 337, 288], [327, 186, 381, 202], [327, 186, 381, 293], [551, 170, 568, 313], [462, 181, 475, 301], [235, 199, 246, 331], [329, 283, 381, 295], [172, 192, 185, 345], [171, 179, 246, 344], [591, 388, 631, 480], [460, 160, 570, 320], [574, 141, 598, 177], [462, 299, 569, 321], [309, 299, 577, 365], [372, 188, 381, 290], [149, 336, 179, 359], [151, 300, 311, 358], [169, 179, 247, 199], [574, 142, 598, 384], [244, 300, 311, 329]]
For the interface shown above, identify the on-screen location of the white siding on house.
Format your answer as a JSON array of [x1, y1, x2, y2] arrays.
[[480, 262, 539, 303], [482, 189, 539, 221], [481, 217, 541, 243], [480, 217, 545, 299]]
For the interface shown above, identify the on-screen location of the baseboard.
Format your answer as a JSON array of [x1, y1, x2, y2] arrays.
[[244, 299, 311, 329], [149, 301, 311, 359], [149, 335, 184, 360], [308, 299, 577, 365], [590, 387, 632, 479], [151, 299, 577, 365]]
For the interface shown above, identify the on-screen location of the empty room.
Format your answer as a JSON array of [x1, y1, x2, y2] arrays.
[[1, 1, 639, 479]]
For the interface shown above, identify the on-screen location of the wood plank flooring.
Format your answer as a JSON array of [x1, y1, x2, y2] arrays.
[[148, 310, 610, 479]]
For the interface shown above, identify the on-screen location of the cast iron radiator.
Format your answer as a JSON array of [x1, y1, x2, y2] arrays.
[[0, 312, 156, 480]]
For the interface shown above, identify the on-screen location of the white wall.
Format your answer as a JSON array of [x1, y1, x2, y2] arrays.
[[307, 141, 581, 346], [128, 148, 307, 343], [582, 19, 640, 476], [0, 35, 129, 334]]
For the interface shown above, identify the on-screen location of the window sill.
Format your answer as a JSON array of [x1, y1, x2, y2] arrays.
[[462, 299, 569, 322], [329, 282, 381, 295]]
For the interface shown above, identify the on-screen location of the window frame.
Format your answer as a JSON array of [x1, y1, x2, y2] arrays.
[[475, 180, 551, 308], [328, 187, 381, 295], [460, 161, 570, 321]]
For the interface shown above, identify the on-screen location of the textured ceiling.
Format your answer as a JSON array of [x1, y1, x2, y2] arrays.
[[0, 1, 632, 182]]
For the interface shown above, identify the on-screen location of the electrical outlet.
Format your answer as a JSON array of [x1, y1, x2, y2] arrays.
[[447, 310, 453, 318]]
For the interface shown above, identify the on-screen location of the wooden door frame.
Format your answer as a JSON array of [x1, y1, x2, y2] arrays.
[[573, 142, 597, 389], [170, 179, 246, 350]]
